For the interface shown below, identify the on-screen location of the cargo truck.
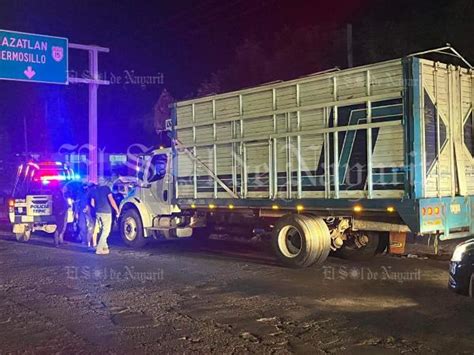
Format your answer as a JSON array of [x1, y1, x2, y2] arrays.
[[119, 47, 474, 267]]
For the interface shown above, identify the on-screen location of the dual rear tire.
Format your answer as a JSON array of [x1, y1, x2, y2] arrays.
[[272, 215, 386, 267], [335, 231, 384, 261], [272, 214, 331, 268]]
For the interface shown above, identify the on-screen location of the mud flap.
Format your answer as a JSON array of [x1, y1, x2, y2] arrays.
[[389, 232, 407, 255]]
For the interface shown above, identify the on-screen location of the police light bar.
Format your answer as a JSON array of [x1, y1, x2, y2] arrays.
[[40, 175, 67, 182]]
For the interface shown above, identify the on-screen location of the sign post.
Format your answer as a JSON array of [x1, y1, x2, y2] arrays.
[[68, 43, 110, 183], [0, 29, 109, 183], [0, 29, 68, 84]]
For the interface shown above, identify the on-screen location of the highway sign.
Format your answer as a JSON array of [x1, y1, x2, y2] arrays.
[[0, 29, 68, 84]]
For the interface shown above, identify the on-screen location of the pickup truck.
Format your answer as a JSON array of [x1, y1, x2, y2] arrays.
[[9, 161, 76, 241]]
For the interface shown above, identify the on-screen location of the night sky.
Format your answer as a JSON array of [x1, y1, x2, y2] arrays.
[[0, 0, 472, 153]]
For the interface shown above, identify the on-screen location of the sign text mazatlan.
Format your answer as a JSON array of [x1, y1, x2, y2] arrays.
[[0, 29, 68, 84]]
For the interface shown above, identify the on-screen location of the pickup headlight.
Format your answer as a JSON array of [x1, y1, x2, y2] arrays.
[[451, 240, 474, 262]]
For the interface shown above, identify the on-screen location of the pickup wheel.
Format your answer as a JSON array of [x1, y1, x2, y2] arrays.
[[120, 209, 147, 248], [15, 229, 31, 242], [336, 231, 380, 261], [272, 214, 331, 268]]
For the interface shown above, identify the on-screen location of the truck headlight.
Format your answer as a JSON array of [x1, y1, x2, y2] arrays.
[[451, 243, 470, 262]]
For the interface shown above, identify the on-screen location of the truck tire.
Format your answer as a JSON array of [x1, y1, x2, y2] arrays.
[[336, 231, 380, 261], [120, 209, 147, 248], [272, 214, 331, 268], [15, 229, 31, 242]]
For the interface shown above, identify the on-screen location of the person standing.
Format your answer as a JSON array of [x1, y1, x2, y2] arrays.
[[52, 185, 69, 247], [89, 184, 120, 255], [77, 184, 95, 248]]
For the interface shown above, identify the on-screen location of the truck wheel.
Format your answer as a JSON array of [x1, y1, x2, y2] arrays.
[[15, 230, 31, 242], [120, 209, 147, 248], [272, 214, 331, 268], [336, 231, 380, 261]]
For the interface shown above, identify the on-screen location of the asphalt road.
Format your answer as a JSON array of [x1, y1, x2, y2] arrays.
[[0, 231, 473, 354]]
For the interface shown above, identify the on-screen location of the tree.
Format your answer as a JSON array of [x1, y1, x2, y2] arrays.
[[195, 38, 269, 96], [196, 72, 221, 97]]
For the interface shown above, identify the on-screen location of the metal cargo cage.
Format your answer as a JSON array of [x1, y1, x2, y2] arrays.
[[172, 49, 473, 233]]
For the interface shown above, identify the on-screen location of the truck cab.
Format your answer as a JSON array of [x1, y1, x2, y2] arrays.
[[9, 161, 76, 241], [119, 148, 193, 247]]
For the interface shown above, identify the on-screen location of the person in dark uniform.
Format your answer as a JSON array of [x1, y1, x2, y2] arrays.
[[77, 184, 95, 248], [89, 184, 120, 255], [52, 185, 69, 247]]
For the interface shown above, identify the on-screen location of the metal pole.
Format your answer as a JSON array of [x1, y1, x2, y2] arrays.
[[434, 64, 441, 197], [333, 77, 340, 198], [447, 66, 455, 197], [296, 84, 302, 199], [89, 49, 99, 183], [68, 43, 109, 184], [192, 103, 197, 199]]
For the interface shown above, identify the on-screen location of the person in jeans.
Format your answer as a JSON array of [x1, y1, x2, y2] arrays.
[[89, 184, 120, 255]]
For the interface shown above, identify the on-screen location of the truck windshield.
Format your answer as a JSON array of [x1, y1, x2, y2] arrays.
[[137, 154, 168, 182], [148, 154, 168, 182]]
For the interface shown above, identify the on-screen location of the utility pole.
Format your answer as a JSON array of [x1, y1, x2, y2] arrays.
[[347, 23, 353, 68]]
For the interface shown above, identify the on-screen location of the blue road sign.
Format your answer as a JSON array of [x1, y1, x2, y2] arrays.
[[0, 29, 68, 84]]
